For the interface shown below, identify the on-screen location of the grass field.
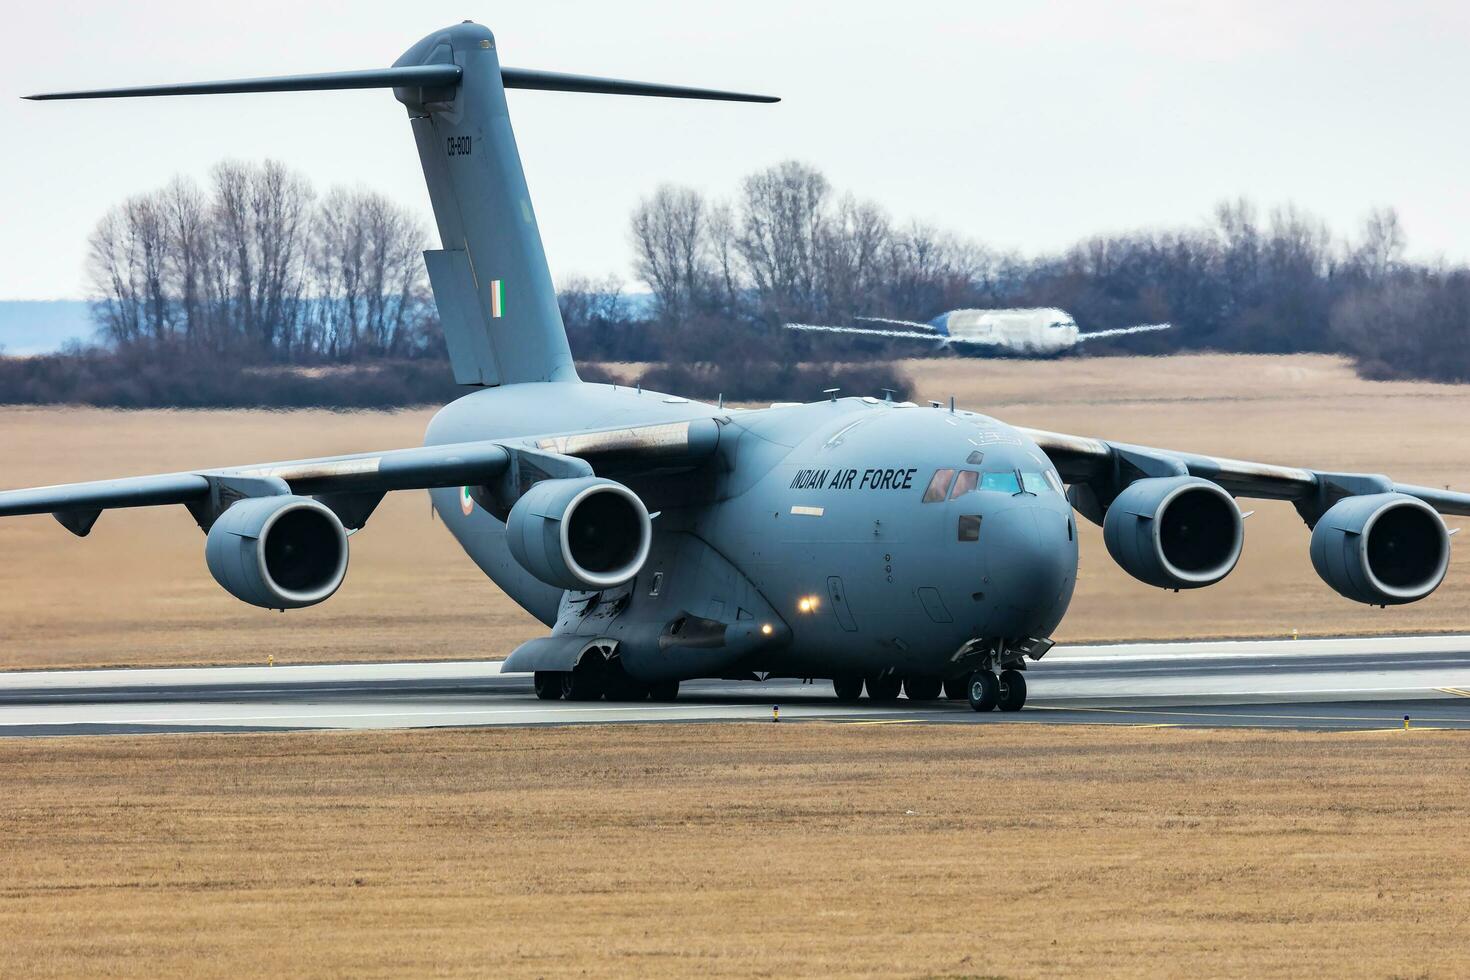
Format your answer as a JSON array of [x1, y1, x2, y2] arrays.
[[0, 353, 1467, 669], [3, 722, 1469, 978]]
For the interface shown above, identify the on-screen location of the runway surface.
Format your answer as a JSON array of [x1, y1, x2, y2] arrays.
[[4, 634, 1470, 737]]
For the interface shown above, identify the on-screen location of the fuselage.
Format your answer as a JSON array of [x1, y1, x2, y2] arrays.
[[933, 307, 1081, 355], [425, 382, 1078, 682]]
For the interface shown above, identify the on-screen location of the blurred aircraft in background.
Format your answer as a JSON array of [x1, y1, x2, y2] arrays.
[[787, 307, 1171, 356]]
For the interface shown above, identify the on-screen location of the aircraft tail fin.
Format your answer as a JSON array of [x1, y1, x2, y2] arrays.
[[26, 22, 777, 387]]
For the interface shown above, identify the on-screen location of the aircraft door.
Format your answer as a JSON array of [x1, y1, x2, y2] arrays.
[[827, 576, 858, 632]]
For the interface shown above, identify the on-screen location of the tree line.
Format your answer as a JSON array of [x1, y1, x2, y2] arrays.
[[87, 160, 435, 362], [604, 160, 1470, 383], [4, 157, 1467, 409]]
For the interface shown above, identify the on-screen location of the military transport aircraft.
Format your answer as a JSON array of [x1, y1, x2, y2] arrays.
[[788, 309, 1172, 357], [5, 22, 1467, 712]]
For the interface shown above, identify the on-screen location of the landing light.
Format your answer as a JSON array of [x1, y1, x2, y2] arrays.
[[761, 623, 774, 636], [797, 595, 820, 613]]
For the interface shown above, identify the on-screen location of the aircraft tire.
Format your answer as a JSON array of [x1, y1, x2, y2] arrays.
[[997, 669, 1027, 712], [866, 673, 902, 701], [832, 675, 864, 702], [943, 677, 968, 701], [533, 671, 565, 700], [564, 657, 605, 701], [967, 671, 1000, 712], [602, 664, 650, 702], [903, 676, 943, 700], [648, 679, 680, 702]]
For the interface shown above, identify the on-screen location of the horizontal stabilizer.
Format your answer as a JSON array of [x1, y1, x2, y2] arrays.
[[786, 323, 947, 342], [23, 65, 463, 100], [1076, 323, 1173, 342], [24, 65, 776, 104], [502, 68, 777, 102]]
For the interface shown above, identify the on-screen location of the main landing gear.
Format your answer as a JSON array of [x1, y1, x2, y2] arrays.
[[534, 660, 680, 703], [967, 668, 1026, 712]]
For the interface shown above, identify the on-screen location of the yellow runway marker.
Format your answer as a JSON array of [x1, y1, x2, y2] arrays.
[[843, 718, 924, 726], [1437, 687, 1470, 698]]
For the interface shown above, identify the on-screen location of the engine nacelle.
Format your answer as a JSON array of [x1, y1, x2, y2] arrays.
[[205, 496, 349, 609], [1103, 476, 1244, 589], [506, 477, 652, 591], [1310, 493, 1449, 605]]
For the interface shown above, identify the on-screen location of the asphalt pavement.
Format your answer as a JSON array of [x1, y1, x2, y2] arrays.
[[4, 634, 1470, 737]]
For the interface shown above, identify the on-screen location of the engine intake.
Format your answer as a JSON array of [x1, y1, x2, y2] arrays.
[[1102, 476, 1243, 589], [205, 496, 348, 609], [506, 477, 652, 590], [1310, 493, 1449, 605]]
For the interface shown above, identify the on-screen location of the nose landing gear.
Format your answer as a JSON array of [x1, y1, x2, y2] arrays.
[[967, 667, 1028, 712]]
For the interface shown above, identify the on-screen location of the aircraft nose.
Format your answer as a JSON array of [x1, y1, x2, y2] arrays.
[[982, 505, 1074, 636]]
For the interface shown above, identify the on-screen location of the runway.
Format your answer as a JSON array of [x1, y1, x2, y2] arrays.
[[4, 634, 1470, 737]]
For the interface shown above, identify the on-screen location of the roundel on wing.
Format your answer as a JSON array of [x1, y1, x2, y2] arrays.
[[460, 486, 475, 516]]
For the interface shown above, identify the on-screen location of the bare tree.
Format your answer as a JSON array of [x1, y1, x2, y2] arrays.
[[87, 192, 172, 347], [816, 195, 890, 320], [158, 177, 211, 348], [630, 184, 712, 322], [737, 161, 830, 319], [309, 188, 429, 358], [210, 160, 313, 356], [1353, 207, 1406, 282]]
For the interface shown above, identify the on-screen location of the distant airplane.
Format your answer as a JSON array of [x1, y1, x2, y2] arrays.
[[787, 307, 1172, 356]]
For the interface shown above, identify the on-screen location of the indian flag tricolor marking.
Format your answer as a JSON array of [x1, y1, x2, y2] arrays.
[[460, 486, 475, 516], [490, 279, 504, 318]]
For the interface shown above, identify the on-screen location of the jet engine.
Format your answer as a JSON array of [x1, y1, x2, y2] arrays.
[[1310, 492, 1449, 605], [506, 477, 652, 591], [1102, 476, 1243, 589], [204, 496, 349, 609]]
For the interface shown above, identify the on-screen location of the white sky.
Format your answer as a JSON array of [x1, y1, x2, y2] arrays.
[[2, 0, 1468, 299]]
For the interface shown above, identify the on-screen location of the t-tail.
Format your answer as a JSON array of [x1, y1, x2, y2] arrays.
[[26, 22, 777, 387]]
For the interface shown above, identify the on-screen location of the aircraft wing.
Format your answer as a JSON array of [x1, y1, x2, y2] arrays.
[[0, 442, 515, 534], [0, 418, 724, 536], [1021, 426, 1470, 521], [1075, 323, 1173, 342], [786, 323, 946, 342]]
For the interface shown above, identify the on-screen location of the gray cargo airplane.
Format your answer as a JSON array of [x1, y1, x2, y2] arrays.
[[5, 22, 1467, 712]]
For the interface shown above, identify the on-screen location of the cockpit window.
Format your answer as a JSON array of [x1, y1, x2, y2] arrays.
[[966, 450, 984, 465], [1021, 471, 1049, 494], [922, 468, 955, 503], [949, 470, 978, 498], [980, 471, 1022, 494]]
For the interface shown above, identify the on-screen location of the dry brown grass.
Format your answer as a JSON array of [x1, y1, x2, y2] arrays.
[[1, 353, 1467, 670], [3, 722, 1469, 978]]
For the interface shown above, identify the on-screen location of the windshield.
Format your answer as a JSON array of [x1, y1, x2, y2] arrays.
[[980, 471, 1022, 494], [1021, 471, 1051, 494]]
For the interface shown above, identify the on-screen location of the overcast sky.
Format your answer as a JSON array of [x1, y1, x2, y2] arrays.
[[3, 0, 1468, 300]]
